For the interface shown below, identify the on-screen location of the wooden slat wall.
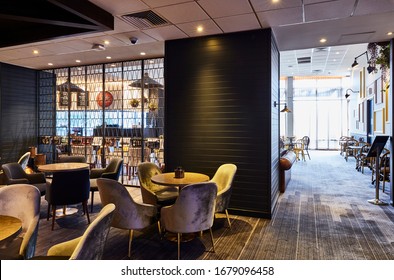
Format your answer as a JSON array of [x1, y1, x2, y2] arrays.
[[0, 63, 37, 164], [164, 29, 279, 217]]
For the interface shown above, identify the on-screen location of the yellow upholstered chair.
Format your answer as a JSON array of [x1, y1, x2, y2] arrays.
[[46, 203, 115, 260], [137, 162, 178, 207], [210, 163, 237, 228]]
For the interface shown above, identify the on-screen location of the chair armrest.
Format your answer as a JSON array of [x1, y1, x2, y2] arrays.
[[26, 172, 46, 184], [7, 178, 29, 185], [90, 168, 105, 178], [101, 172, 117, 180], [47, 236, 82, 257]]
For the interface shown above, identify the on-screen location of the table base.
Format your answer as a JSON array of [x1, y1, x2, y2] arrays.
[[55, 207, 78, 217], [368, 199, 388, 206]]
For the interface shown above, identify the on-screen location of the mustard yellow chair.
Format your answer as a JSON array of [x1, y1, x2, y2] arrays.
[[137, 162, 178, 207], [46, 203, 115, 260], [210, 163, 237, 228]]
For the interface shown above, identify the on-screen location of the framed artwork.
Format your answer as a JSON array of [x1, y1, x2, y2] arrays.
[[77, 91, 88, 107], [374, 108, 385, 134], [59, 91, 69, 107]]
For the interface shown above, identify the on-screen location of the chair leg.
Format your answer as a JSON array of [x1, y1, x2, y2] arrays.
[[128, 229, 134, 258], [90, 191, 94, 213], [83, 201, 90, 224], [209, 228, 215, 253], [225, 209, 231, 229], [157, 221, 162, 237], [177, 233, 181, 260], [51, 205, 56, 231], [47, 203, 50, 221]]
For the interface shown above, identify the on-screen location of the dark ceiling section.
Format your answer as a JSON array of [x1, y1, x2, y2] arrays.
[[0, 0, 114, 48]]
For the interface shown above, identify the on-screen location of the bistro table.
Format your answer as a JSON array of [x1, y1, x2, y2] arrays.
[[151, 172, 210, 189], [38, 162, 90, 216], [0, 215, 22, 246]]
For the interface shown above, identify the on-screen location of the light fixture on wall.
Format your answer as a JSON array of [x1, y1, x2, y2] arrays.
[[274, 101, 291, 113], [351, 51, 376, 73], [345, 88, 359, 99]]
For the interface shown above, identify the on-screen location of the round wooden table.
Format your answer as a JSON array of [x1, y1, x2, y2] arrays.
[[151, 172, 210, 188], [38, 162, 89, 172], [38, 162, 90, 216], [0, 215, 22, 246]]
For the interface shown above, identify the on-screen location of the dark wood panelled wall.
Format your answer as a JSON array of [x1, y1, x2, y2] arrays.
[[0, 63, 37, 164], [165, 29, 280, 218]]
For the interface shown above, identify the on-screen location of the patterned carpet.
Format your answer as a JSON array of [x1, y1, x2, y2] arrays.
[[33, 150, 394, 260]]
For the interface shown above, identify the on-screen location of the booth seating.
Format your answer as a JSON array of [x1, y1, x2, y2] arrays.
[[279, 150, 296, 193]]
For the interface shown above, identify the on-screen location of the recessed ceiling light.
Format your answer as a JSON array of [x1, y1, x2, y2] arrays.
[[33, 50, 39, 55], [272, 0, 280, 3], [48, 63, 53, 66], [140, 52, 146, 56], [197, 26, 203, 33], [387, 32, 393, 36], [76, 60, 81, 63], [320, 38, 327, 43], [104, 40, 110, 45], [335, 51, 340, 55], [106, 56, 111, 59]]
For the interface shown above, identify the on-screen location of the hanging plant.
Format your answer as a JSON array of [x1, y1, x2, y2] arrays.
[[130, 98, 140, 108], [375, 42, 390, 70]]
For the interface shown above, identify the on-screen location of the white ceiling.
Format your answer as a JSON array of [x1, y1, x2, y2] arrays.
[[1, 0, 393, 77]]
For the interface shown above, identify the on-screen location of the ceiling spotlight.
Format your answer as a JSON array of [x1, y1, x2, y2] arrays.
[[351, 59, 358, 68], [91, 43, 106, 51]]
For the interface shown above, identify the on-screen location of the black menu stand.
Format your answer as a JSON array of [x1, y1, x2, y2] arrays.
[[365, 136, 389, 205]]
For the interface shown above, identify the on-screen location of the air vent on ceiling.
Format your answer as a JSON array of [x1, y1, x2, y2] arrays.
[[121, 10, 169, 29], [314, 47, 328, 52], [297, 57, 311, 64]]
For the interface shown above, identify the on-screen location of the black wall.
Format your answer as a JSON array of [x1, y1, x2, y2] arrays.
[[0, 63, 37, 164], [164, 29, 280, 217]]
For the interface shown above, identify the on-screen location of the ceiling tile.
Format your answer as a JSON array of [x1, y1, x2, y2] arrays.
[[257, 7, 303, 27], [176, 19, 222, 37], [155, 2, 209, 24], [198, 0, 253, 18], [141, 0, 193, 8], [142, 25, 188, 41], [354, 0, 394, 15], [305, 0, 355, 22], [250, 0, 302, 12], [215, 14, 261, 33], [90, 0, 148, 15]]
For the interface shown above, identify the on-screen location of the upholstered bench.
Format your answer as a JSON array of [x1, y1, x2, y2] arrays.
[[279, 150, 296, 193]]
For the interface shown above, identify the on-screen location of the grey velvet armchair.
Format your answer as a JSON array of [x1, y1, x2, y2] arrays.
[[137, 162, 178, 207], [46, 203, 115, 260], [2, 162, 48, 196], [0, 184, 41, 259], [160, 182, 218, 260], [210, 163, 237, 228], [97, 178, 158, 258], [89, 157, 123, 212]]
